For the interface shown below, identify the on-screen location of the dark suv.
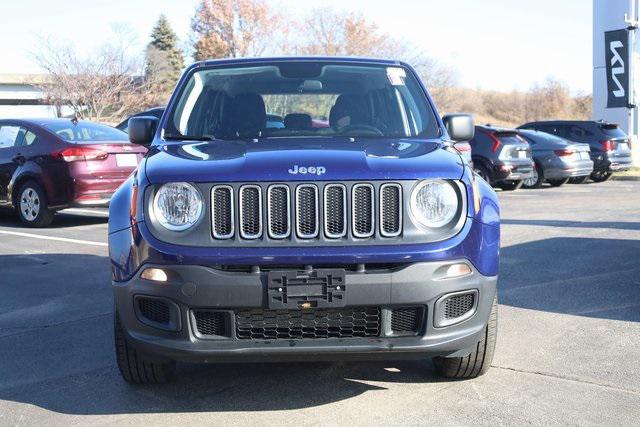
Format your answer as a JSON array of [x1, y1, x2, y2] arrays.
[[469, 125, 534, 190], [518, 120, 633, 182]]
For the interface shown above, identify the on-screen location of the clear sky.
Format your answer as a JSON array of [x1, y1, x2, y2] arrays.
[[0, 0, 593, 93]]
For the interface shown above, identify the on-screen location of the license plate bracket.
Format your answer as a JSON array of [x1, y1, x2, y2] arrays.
[[267, 269, 346, 309]]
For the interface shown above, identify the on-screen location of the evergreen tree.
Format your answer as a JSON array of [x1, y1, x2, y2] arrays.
[[146, 15, 184, 96]]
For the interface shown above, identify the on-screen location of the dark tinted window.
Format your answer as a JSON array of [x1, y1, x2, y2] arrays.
[[598, 123, 626, 138], [569, 125, 592, 139]]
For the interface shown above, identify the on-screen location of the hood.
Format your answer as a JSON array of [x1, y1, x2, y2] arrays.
[[144, 138, 464, 183]]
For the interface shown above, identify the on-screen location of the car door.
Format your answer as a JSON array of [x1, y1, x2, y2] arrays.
[[0, 123, 23, 204]]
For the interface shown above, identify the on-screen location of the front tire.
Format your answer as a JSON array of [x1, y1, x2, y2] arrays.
[[16, 181, 54, 227], [497, 180, 523, 191], [547, 177, 570, 187], [114, 311, 175, 384], [590, 170, 612, 182], [433, 296, 498, 379]]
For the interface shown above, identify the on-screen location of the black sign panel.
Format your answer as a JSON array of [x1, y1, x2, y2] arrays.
[[605, 29, 630, 108]]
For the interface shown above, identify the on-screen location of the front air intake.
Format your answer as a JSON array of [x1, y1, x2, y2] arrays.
[[211, 185, 234, 239], [434, 290, 478, 327]]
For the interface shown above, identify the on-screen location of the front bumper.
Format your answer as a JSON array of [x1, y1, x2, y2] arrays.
[[114, 260, 497, 363]]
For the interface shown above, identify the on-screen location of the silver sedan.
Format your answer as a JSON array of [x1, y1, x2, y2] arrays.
[[518, 129, 593, 188]]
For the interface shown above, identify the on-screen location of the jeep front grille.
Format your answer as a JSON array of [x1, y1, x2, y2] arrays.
[[324, 184, 347, 238], [211, 186, 234, 239], [352, 184, 375, 237], [380, 183, 402, 237], [267, 185, 290, 239], [239, 185, 262, 239], [209, 182, 404, 242], [296, 184, 319, 238]]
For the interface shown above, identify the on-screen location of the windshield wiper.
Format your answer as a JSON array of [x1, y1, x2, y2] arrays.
[[163, 133, 216, 141]]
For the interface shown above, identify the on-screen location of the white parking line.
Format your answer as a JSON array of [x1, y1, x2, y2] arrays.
[[61, 208, 109, 216], [0, 230, 107, 247]]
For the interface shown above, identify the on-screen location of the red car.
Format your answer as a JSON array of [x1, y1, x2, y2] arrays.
[[0, 118, 146, 227]]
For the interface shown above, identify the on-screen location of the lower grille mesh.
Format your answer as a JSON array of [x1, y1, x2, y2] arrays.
[[391, 307, 421, 333], [236, 307, 381, 340], [137, 298, 170, 325], [192, 310, 229, 337], [444, 293, 475, 319]]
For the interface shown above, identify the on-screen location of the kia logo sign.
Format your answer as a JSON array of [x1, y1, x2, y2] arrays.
[[605, 29, 630, 108]]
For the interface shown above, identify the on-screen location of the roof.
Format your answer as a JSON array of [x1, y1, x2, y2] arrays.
[[196, 56, 403, 68]]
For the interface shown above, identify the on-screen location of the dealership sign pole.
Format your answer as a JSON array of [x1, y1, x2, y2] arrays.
[[593, 0, 640, 166]]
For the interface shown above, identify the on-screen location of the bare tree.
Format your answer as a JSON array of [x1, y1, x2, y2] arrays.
[[191, 0, 279, 60], [32, 31, 160, 122]]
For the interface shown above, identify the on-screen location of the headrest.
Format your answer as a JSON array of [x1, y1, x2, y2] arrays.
[[284, 113, 312, 130], [329, 94, 370, 129]]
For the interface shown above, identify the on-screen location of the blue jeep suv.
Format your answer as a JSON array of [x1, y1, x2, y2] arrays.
[[108, 57, 500, 384]]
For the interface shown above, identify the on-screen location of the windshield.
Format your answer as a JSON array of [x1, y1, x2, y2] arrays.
[[42, 121, 128, 142], [165, 62, 440, 140]]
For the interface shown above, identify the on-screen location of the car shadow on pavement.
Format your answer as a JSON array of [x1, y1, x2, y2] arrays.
[[0, 209, 107, 228], [499, 237, 640, 322], [501, 218, 640, 231]]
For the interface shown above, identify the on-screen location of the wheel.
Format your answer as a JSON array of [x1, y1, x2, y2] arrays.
[[569, 176, 589, 184], [473, 165, 491, 183], [433, 295, 498, 379], [114, 311, 175, 384], [522, 165, 543, 189], [497, 180, 523, 191], [547, 178, 569, 187], [590, 170, 612, 182], [16, 181, 54, 227]]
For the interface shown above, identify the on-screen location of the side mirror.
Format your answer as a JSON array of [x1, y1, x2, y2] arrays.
[[442, 113, 475, 142], [128, 116, 159, 146]]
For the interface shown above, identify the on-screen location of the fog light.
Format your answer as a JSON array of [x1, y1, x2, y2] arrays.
[[445, 263, 472, 278], [433, 263, 473, 280], [141, 268, 168, 282]]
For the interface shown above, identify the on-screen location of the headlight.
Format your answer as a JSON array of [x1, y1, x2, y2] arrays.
[[410, 180, 459, 228], [152, 182, 203, 231]]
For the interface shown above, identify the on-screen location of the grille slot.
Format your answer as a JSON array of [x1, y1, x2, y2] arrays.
[[391, 307, 422, 335], [211, 185, 234, 239], [380, 183, 402, 237], [295, 184, 319, 238], [352, 184, 375, 238], [324, 184, 347, 238], [239, 185, 262, 239], [267, 185, 291, 239], [444, 293, 475, 319], [192, 310, 230, 337], [137, 297, 170, 325], [236, 307, 381, 340]]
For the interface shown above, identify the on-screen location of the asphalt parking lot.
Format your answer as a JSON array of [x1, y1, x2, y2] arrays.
[[0, 180, 639, 425]]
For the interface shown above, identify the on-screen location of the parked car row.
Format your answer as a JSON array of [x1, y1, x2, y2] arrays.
[[0, 118, 146, 226], [459, 120, 633, 190]]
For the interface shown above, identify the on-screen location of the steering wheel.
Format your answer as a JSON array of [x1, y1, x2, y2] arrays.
[[340, 124, 384, 136]]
